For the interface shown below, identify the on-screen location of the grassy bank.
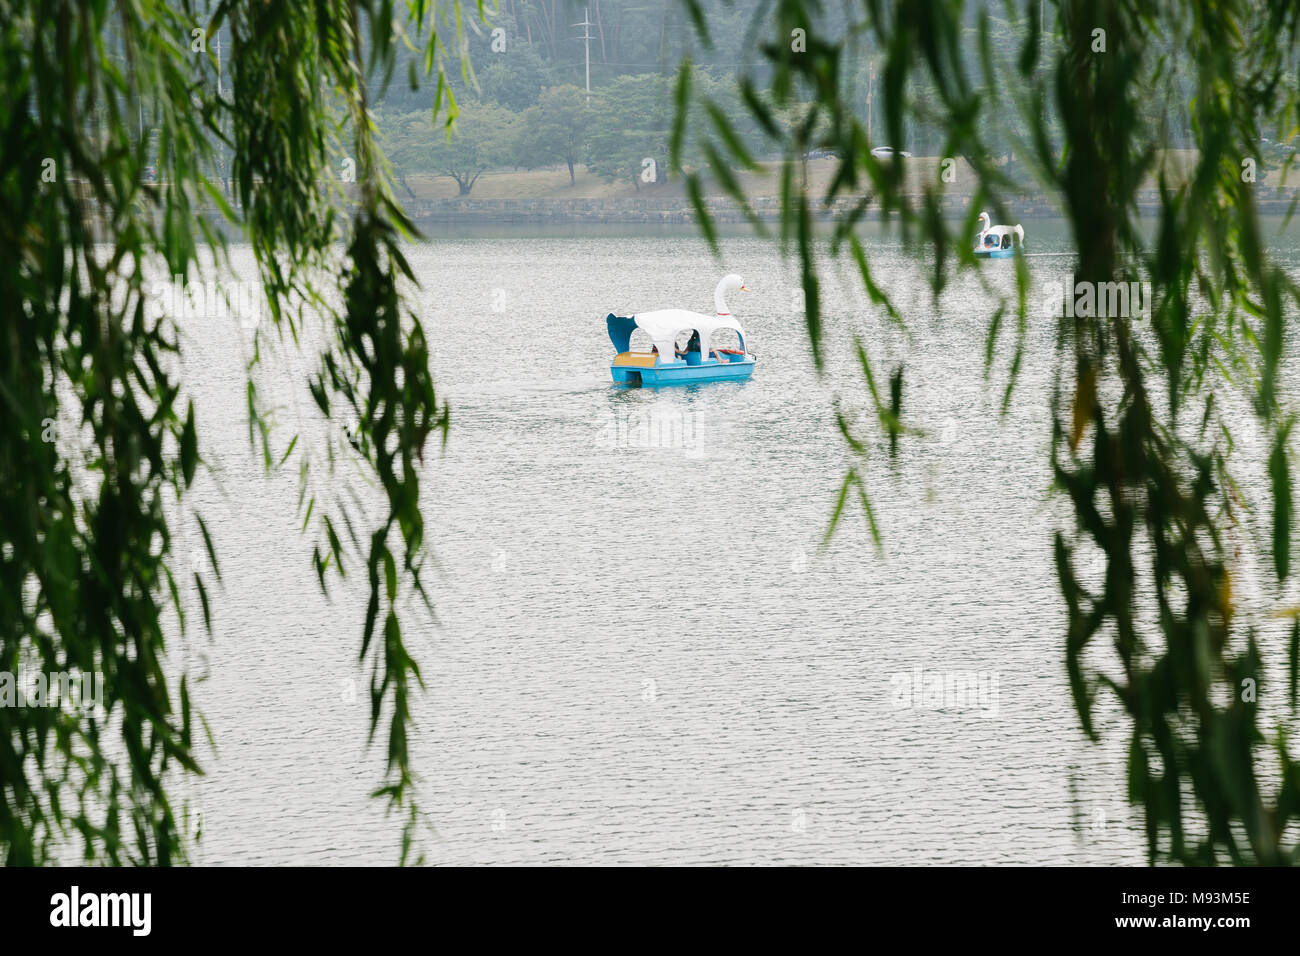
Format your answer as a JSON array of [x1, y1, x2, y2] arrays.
[[398, 151, 1298, 202]]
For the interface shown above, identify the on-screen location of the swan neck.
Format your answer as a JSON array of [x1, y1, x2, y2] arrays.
[[714, 282, 729, 316]]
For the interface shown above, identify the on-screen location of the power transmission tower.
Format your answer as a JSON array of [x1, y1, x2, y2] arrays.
[[573, 8, 593, 103]]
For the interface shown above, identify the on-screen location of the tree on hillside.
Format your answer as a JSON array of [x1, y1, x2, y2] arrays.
[[586, 74, 671, 191], [381, 110, 442, 197], [477, 29, 552, 111], [518, 85, 592, 185], [428, 102, 521, 196], [384, 103, 520, 198]]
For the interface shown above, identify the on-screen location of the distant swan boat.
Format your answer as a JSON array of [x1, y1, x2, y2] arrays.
[[974, 211, 1024, 259], [607, 274, 757, 386]]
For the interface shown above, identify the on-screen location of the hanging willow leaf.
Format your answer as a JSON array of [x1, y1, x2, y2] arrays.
[[685, 0, 1300, 866], [1, 0, 472, 865], [1271, 420, 1294, 581]]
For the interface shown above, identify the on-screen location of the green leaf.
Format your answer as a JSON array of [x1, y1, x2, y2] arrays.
[[1271, 420, 1294, 580], [180, 401, 197, 487]]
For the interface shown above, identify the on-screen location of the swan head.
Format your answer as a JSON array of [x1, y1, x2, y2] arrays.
[[977, 211, 991, 230], [718, 273, 748, 294], [714, 273, 749, 315]]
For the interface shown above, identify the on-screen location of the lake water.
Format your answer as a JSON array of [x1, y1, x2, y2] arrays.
[[169, 218, 1300, 865]]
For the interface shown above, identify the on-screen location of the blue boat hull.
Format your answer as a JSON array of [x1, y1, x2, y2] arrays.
[[974, 247, 1017, 259], [612, 356, 756, 386]]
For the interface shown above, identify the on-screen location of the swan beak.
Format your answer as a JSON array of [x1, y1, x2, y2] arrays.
[[740, 285, 750, 292]]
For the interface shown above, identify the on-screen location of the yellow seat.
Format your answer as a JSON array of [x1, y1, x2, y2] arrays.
[[612, 351, 658, 368]]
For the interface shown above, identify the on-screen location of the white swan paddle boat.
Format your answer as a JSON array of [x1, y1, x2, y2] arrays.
[[607, 274, 757, 386], [974, 211, 1024, 259]]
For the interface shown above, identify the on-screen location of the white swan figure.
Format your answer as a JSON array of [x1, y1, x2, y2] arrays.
[[713, 273, 749, 316], [632, 274, 750, 359], [974, 211, 1026, 255]]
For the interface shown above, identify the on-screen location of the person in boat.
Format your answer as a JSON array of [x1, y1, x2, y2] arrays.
[[672, 329, 744, 361], [676, 330, 701, 358]]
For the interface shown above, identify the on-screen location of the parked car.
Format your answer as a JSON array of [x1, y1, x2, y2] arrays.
[[870, 146, 913, 158]]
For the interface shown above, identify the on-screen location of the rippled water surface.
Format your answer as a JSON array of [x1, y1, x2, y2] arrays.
[[173, 219, 1300, 864]]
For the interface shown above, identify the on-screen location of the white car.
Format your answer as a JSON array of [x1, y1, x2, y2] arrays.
[[870, 146, 913, 158]]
